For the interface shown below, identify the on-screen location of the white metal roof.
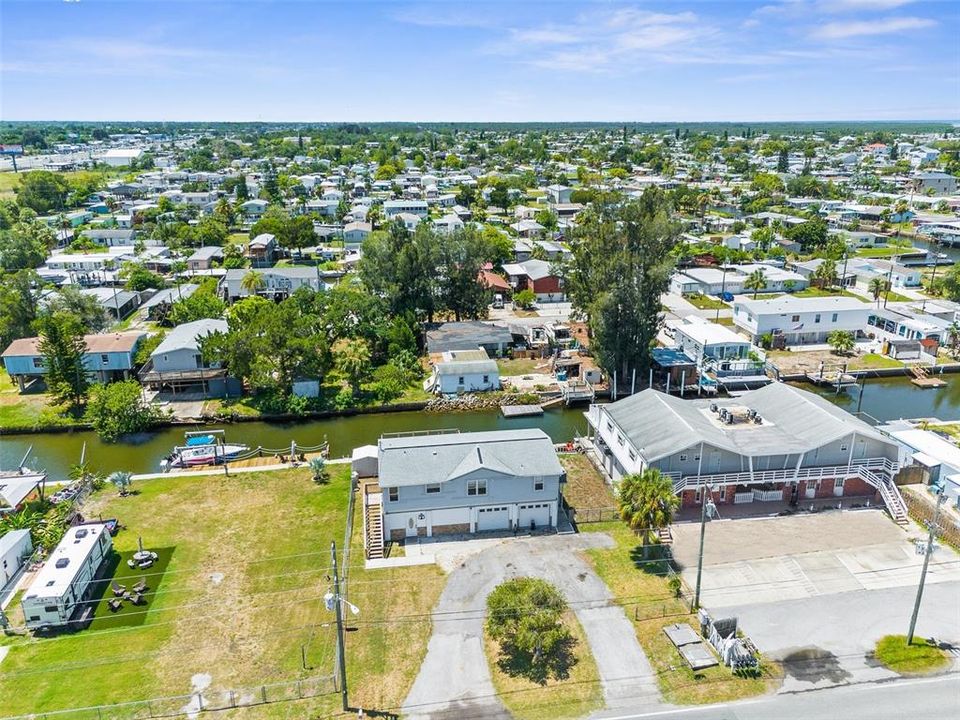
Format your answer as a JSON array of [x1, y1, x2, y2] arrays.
[[24, 523, 110, 599]]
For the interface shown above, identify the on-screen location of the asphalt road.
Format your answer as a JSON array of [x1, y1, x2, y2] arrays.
[[589, 672, 960, 720]]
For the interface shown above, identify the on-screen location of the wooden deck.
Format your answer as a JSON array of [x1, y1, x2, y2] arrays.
[[500, 404, 544, 417]]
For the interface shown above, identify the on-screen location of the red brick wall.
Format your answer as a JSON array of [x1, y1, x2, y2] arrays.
[[532, 276, 563, 294]]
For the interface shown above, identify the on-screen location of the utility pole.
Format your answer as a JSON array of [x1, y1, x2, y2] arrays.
[[907, 487, 946, 644], [331, 540, 348, 712], [693, 482, 714, 610]]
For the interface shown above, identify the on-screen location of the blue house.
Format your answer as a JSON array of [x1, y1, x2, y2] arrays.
[[2, 331, 145, 391]]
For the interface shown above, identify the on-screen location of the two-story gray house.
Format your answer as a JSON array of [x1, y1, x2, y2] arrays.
[[584, 383, 907, 522], [377, 429, 564, 541]]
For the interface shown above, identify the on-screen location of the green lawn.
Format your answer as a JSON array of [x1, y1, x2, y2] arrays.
[[580, 522, 781, 704], [684, 294, 727, 310], [483, 610, 603, 720], [497, 357, 546, 376], [873, 635, 950, 675], [0, 464, 448, 719], [0, 369, 82, 431], [855, 353, 904, 369], [793, 287, 863, 299]]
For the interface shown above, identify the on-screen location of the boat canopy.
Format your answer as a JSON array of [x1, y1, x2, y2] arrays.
[[185, 435, 216, 447]]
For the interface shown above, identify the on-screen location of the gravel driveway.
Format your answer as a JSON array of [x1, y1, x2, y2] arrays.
[[401, 534, 659, 720]]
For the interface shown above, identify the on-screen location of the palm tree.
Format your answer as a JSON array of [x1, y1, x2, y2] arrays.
[[617, 469, 680, 558], [745, 268, 768, 299], [107, 471, 133, 497], [813, 259, 837, 290], [827, 330, 855, 356], [308, 457, 327, 483], [240, 270, 266, 296], [868, 276, 887, 307]]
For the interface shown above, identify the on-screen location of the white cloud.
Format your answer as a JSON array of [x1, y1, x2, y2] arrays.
[[393, 5, 496, 28], [813, 16, 936, 39], [820, 0, 918, 12]]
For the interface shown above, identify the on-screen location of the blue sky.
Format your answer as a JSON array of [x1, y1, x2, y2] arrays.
[[1, 0, 957, 122]]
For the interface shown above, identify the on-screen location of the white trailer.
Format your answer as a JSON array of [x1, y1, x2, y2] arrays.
[[0, 529, 33, 587], [21, 523, 112, 630]]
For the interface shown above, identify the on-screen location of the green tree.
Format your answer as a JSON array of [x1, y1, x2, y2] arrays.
[[45, 285, 109, 332], [240, 269, 266, 295], [827, 330, 855, 356], [168, 288, 227, 326], [332, 337, 371, 396], [787, 219, 828, 251], [15, 171, 70, 214], [617, 469, 679, 558], [562, 189, 680, 380], [486, 578, 574, 685], [359, 223, 440, 321], [868, 276, 888, 307], [513, 288, 537, 309], [437, 228, 495, 321], [744, 268, 768, 299], [85, 380, 161, 442], [107, 470, 133, 496], [121, 262, 165, 291], [0, 215, 55, 271], [0, 270, 41, 350], [812, 258, 838, 289], [36, 311, 89, 407]]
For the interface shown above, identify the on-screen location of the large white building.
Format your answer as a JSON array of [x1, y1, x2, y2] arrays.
[[733, 295, 872, 345], [21, 523, 113, 630]]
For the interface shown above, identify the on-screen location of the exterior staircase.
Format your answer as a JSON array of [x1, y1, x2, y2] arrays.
[[657, 526, 673, 546], [364, 492, 384, 560], [858, 466, 909, 526]]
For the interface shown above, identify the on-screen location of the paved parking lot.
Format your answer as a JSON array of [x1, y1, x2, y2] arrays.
[[671, 509, 960, 691], [671, 509, 960, 608]]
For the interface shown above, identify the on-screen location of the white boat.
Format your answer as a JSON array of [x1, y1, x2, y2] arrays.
[[162, 431, 249, 469]]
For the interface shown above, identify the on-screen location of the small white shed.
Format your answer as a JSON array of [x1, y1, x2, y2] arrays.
[[351, 445, 379, 479], [0, 529, 33, 587]]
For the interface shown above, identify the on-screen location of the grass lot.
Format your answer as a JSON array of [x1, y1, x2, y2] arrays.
[[881, 289, 914, 303], [766, 349, 904, 374], [483, 610, 603, 720], [792, 287, 863, 299], [873, 635, 950, 675], [0, 369, 81, 431], [497, 357, 547, 376], [684, 294, 727, 310], [0, 464, 446, 718], [713, 316, 736, 327], [580, 522, 781, 704], [559, 453, 615, 511]]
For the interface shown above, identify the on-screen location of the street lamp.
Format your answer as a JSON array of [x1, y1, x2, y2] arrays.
[[907, 487, 945, 644], [693, 483, 718, 610]]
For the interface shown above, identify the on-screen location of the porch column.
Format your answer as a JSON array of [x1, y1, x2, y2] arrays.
[[793, 451, 805, 482], [748, 455, 755, 484], [845, 431, 857, 478]]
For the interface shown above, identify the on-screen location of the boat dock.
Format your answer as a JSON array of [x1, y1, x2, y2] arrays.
[[500, 404, 544, 418], [910, 366, 947, 388]]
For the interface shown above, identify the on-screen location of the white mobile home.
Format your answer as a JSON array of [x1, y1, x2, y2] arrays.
[[21, 523, 113, 630]]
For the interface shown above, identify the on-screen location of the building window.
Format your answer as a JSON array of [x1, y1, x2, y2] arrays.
[[100, 354, 109, 364], [468, 479, 487, 496], [482, 375, 489, 383], [840, 444, 848, 452], [834, 477, 844, 489], [605, 420, 613, 432], [425, 483, 441, 494], [458, 376, 465, 385], [791, 315, 800, 323], [719, 485, 726, 501], [387, 487, 398, 502], [832, 313, 838, 322], [628, 449, 636, 462], [32, 357, 43, 368], [534, 478, 544, 491], [617, 434, 624, 446], [679, 454, 688, 462], [695, 487, 702, 504], [814, 314, 821, 324]]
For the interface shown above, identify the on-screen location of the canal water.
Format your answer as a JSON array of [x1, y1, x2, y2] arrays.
[[3, 376, 959, 479]]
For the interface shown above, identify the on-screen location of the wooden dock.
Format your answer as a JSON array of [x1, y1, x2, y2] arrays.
[[910, 366, 947, 388], [501, 404, 544, 418]]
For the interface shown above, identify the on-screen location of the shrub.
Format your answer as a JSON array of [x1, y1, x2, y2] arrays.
[[486, 577, 576, 685], [84, 381, 161, 442]]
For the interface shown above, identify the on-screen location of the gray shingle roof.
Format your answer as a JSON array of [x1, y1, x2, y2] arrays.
[[378, 429, 562, 487]]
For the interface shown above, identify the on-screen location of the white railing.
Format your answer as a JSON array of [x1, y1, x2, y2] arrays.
[[734, 491, 754, 505], [752, 488, 785, 502], [671, 457, 897, 493]]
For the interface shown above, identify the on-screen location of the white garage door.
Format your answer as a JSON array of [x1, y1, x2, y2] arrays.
[[518, 503, 551, 530], [476, 506, 510, 532]]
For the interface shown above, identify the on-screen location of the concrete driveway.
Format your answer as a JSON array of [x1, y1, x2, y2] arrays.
[[401, 534, 659, 720]]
